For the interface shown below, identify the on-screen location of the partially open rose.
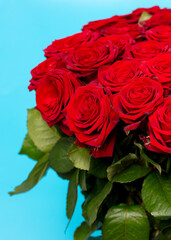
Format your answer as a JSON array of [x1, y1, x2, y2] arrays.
[[144, 96, 171, 154], [98, 60, 141, 93], [146, 25, 171, 42], [124, 40, 171, 60], [112, 77, 164, 130], [36, 69, 82, 127], [64, 39, 118, 79], [44, 30, 99, 58], [65, 84, 119, 157], [141, 53, 171, 92], [28, 56, 65, 91]]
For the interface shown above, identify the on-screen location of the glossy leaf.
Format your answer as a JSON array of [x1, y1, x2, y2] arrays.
[[102, 204, 150, 240], [68, 144, 91, 171], [107, 153, 138, 181], [141, 151, 162, 174], [74, 221, 99, 240], [112, 164, 150, 183], [142, 172, 171, 218], [89, 157, 108, 179], [48, 137, 74, 173], [79, 170, 87, 191], [67, 169, 79, 221], [19, 133, 44, 160], [9, 154, 49, 196], [86, 182, 113, 225], [27, 108, 61, 152]]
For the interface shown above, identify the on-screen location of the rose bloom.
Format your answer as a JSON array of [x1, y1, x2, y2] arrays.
[[28, 56, 65, 91], [141, 9, 171, 28], [124, 41, 171, 60], [118, 6, 160, 24], [64, 39, 118, 79], [98, 21, 144, 40], [82, 6, 160, 31], [36, 69, 82, 127], [141, 53, 171, 91], [145, 96, 171, 154], [146, 25, 171, 42], [98, 34, 135, 58], [112, 77, 164, 130], [65, 84, 119, 158], [44, 30, 99, 58], [98, 60, 142, 93]]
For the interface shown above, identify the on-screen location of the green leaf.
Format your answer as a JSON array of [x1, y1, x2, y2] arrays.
[[68, 144, 91, 171], [82, 179, 107, 221], [102, 204, 150, 240], [27, 108, 61, 152], [79, 170, 87, 191], [112, 164, 150, 183], [141, 151, 162, 174], [67, 169, 79, 221], [48, 137, 74, 173], [138, 11, 152, 26], [86, 182, 113, 225], [107, 153, 138, 181], [89, 157, 108, 179], [142, 172, 171, 218], [9, 154, 49, 196], [19, 133, 44, 160], [74, 221, 99, 240]]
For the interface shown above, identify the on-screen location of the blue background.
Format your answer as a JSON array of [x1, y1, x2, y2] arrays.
[[1, 0, 171, 239]]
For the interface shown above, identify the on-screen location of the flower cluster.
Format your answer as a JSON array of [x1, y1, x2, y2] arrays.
[[29, 6, 171, 157]]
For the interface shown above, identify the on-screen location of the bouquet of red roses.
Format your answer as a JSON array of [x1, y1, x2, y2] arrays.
[[10, 6, 171, 240]]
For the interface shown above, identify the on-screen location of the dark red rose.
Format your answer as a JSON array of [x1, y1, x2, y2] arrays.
[[118, 6, 160, 24], [28, 56, 65, 91], [64, 39, 118, 79], [36, 69, 82, 127], [98, 21, 144, 40], [140, 53, 171, 91], [146, 25, 171, 42], [124, 41, 171, 60], [44, 30, 99, 58], [112, 77, 164, 130], [65, 84, 119, 157], [98, 34, 135, 58], [98, 60, 142, 93], [82, 15, 119, 32], [82, 6, 160, 31], [144, 96, 171, 154], [141, 9, 171, 28]]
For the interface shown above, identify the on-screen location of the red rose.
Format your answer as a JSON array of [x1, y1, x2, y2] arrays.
[[112, 77, 164, 130], [65, 84, 119, 157], [36, 69, 82, 127], [82, 15, 119, 32], [98, 21, 144, 40], [64, 39, 118, 79], [141, 9, 171, 28], [118, 6, 160, 24], [98, 60, 142, 93], [82, 6, 160, 31], [140, 53, 171, 91], [28, 56, 65, 91], [124, 41, 171, 60], [144, 96, 171, 154], [98, 34, 135, 58], [146, 25, 171, 42], [44, 30, 99, 58]]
